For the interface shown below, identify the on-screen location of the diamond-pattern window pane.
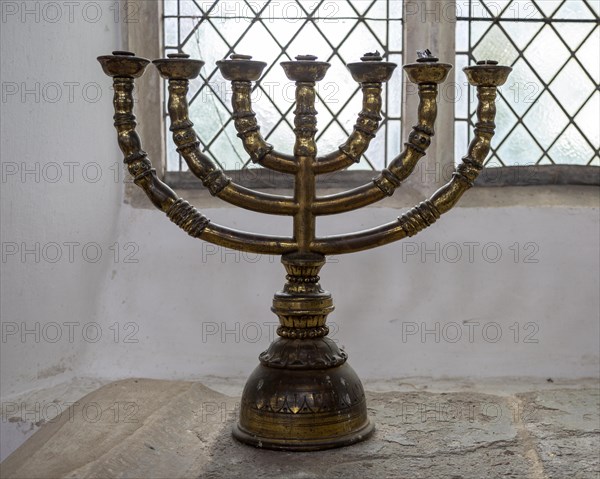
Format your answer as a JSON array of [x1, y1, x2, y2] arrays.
[[456, 0, 599, 166], [576, 91, 600, 153], [548, 124, 595, 165], [497, 124, 543, 165], [522, 92, 569, 152], [165, 0, 402, 172]]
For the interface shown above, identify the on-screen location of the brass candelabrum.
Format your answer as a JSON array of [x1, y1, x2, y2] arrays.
[[98, 49, 511, 451]]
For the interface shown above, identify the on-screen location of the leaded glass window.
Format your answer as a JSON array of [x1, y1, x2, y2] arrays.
[[164, 0, 599, 177], [163, 0, 403, 173], [455, 0, 599, 166]]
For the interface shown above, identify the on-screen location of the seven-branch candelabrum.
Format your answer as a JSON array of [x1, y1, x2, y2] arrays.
[[98, 49, 511, 451]]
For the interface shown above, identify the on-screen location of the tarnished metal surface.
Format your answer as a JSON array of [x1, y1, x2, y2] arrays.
[[98, 49, 511, 451]]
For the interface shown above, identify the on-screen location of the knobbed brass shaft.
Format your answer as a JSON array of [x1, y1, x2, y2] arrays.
[[315, 51, 396, 173], [98, 49, 511, 451], [218, 54, 298, 173], [314, 82, 383, 174]]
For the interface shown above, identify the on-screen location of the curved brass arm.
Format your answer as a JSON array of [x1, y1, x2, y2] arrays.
[[314, 82, 383, 175], [313, 65, 450, 215], [313, 183, 387, 215], [216, 54, 297, 174], [111, 76, 179, 212], [230, 80, 298, 173], [312, 67, 510, 255], [218, 184, 298, 215], [373, 61, 452, 196], [163, 74, 297, 216], [202, 223, 297, 255], [311, 220, 407, 255], [102, 54, 297, 255]]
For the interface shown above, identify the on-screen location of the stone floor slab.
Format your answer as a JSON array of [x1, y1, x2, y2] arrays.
[[1, 379, 598, 479]]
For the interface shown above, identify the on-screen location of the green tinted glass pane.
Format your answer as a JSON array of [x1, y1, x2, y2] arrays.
[[553, 21, 595, 50], [473, 25, 519, 65], [554, 0, 595, 19], [497, 124, 543, 165], [586, 0, 600, 16], [501, 21, 542, 50], [213, 124, 249, 165], [535, 0, 563, 17], [575, 91, 600, 148], [499, 1, 542, 19], [183, 22, 228, 68], [550, 59, 595, 116], [548, 125, 595, 164], [577, 27, 600, 83], [524, 25, 570, 82], [190, 92, 231, 144], [164, 18, 178, 47], [482, 0, 510, 17], [337, 22, 384, 63], [523, 92, 569, 149], [456, 20, 469, 51], [502, 58, 543, 116]]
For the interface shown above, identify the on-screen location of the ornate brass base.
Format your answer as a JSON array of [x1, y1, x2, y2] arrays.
[[233, 254, 374, 451], [233, 359, 374, 451]]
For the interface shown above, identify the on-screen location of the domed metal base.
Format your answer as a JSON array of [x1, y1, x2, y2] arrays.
[[233, 349, 374, 451]]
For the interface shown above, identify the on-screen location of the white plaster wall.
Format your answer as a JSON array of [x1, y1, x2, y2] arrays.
[[82, 205, 599, 384], [1, 4, 599, 405], [0, 2, 122, 397]]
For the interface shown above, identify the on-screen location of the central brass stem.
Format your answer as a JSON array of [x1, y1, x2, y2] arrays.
[[294, 155, 315, 252], [292, 81, 318, 252]]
